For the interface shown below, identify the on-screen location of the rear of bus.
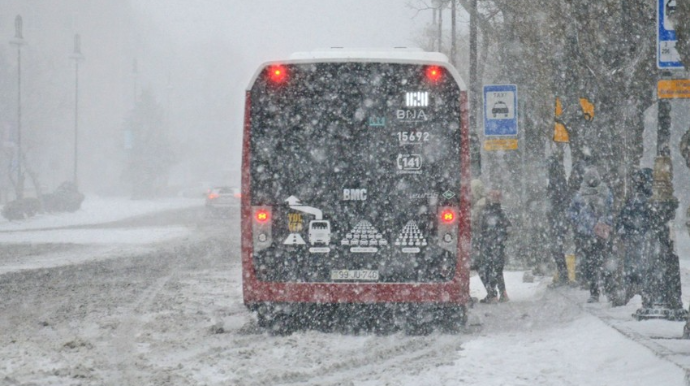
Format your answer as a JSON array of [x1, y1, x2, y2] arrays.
[[241, 51, 470, 330]]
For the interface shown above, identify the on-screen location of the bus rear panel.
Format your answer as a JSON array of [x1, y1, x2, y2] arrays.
[[242, 59, 470, 323]]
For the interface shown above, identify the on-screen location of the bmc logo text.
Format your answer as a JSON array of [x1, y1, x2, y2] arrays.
[[343, 189, 367, 201]]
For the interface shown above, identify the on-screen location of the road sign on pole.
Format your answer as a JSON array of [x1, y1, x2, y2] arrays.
[[658, 0, 683, 69], [483, 84, 518, 137]]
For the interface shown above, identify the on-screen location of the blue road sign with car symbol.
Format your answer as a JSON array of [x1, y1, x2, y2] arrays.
[[483, 84, 518, 137]]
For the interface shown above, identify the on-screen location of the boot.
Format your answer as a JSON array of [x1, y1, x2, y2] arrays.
[[587, 294, 599, 303], [479, 295, 498, 304], [499, 291, 509, 303]]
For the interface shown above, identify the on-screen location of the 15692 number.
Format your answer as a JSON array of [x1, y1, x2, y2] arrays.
[[397, 131, 430, 143]]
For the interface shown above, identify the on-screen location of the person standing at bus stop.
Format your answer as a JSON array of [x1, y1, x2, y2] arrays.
[[615, 167, 654, 307], [567, 168, 614, 303], [478, 190, 512, 303]]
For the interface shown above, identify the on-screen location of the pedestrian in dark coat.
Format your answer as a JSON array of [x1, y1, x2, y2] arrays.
[[616, 168, 654, 306], [478, 190, 512, 303], [567, 168, 614, 303]]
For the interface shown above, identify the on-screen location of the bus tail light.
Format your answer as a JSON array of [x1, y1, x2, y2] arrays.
[[255, 209, 270, 223], [440, 208, 456, 224], [437, 206, 458, 253], [425, 66, 442, 83], [252, 206, 273, 252], [267, 65, 287, 83]]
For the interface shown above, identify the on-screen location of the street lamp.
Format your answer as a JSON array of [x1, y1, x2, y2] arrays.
[[70, 34, 84, 188], [10, 15, 25, 199]]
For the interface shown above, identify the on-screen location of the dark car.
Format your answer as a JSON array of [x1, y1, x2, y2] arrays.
[[205, 186, 240, 217]]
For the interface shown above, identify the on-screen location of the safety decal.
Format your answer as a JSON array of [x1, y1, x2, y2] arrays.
[[394, 221, 427, 254], [442, 190, 456, 200], [283, 196, 331, 253], [341, 220, 387, 253]]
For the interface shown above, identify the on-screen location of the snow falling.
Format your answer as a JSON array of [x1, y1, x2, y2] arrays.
[[2, 1, 690, 385]]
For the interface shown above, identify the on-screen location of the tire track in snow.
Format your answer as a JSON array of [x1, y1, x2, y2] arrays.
[[108, 271, 177, 386]]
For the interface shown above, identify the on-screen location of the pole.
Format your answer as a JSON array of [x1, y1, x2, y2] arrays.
[[70, 34, 83, 189], [636, 74, 687, 321], [16, 43, 22, 199], [74, 60, 79, 187], [450, 0, 456, 66], [432, 8, 437, 51], [469, 0, 481, 177], [437, 2, 443, 53]]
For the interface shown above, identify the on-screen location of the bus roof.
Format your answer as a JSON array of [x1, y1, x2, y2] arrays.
[[289, 48, 449, 62], [248, 48, 467, 90]]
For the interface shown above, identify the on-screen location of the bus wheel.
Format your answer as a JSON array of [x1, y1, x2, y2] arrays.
[[268, 313, 295, 336], [256, 309, 272, 329], [439, 305, 467, 334], [404, 308, 433, 336]]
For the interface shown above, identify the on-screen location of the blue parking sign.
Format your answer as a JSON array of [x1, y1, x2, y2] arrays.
[[483, 84, 518, 137], [658, 0, 683, 69]]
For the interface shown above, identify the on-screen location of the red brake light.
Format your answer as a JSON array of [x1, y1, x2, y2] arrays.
[[255, 210, 270, 223], [440, 209, 455, 224], [207, 193, 219, 200], [268, 65, 287, 83], [426, 66, 442, 82]]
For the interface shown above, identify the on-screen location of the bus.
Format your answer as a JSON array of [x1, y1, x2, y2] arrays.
[[241, 48, 471, 333]]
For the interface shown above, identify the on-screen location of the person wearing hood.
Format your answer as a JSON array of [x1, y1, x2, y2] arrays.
[[567, 168, 614, 303], [478, 190, 512, 303], [615, 168, 654, 307]]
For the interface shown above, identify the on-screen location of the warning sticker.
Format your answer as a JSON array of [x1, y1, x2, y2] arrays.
[[394, 221, 427, 254], [341, 220, 387, 253]]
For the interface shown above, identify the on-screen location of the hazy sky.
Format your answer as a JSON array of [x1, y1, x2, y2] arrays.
[[136, 0, 434, 87], [129, 0, 439, 183]]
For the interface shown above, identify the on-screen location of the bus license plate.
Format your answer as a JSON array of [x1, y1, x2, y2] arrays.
[[331, 270, 379, 281]]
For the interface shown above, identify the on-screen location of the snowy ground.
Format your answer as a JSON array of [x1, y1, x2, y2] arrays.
[[0, 196, 200, 231], [1, 200, 689, 385]]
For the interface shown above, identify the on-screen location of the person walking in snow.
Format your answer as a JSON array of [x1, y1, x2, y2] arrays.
[[478, 190, 512, 303], [615, 167, 654, 307], [567, 168, 614, 303]]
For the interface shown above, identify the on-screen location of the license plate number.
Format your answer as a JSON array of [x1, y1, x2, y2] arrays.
[[330, 270, 379, 281]]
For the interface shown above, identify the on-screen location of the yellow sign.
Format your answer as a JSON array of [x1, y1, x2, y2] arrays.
[[555, 97, 563, 117], [658, 79, 690, 99], [484, 138, 518, 151], [554, 122, 569, 143], [287, 212, 303, 232], [553, 98, 569, 143], [579, 98, 594, 121]]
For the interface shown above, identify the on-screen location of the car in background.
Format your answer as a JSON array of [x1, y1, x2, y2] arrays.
[[205, 186, 241, 217]]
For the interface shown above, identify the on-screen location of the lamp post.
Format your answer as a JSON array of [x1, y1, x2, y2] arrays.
[[10, 15, 25, 199], [634, 72, 687, 322], [70, 34, 84, 188]]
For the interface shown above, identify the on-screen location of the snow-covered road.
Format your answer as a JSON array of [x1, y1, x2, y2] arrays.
[[0, 199, 688, 385]]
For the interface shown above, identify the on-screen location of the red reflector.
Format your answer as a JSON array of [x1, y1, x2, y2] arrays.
[[441, 209, 455, 223], [426, 66, 442, 82], [255, 210, 270, 223], [268, 65, 287, 83]]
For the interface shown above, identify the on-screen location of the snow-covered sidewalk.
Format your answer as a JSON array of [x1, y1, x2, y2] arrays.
[[0, 196, 201, 232]]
